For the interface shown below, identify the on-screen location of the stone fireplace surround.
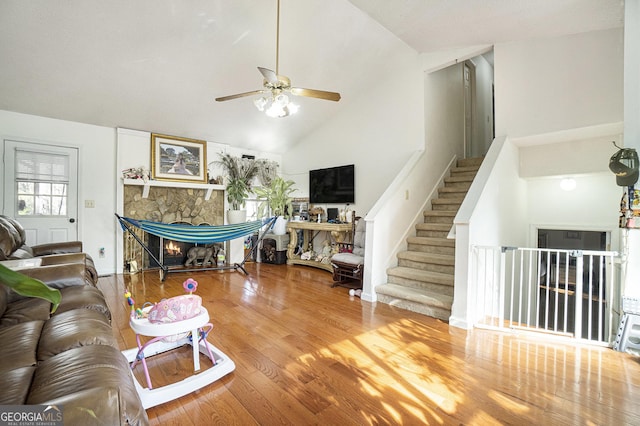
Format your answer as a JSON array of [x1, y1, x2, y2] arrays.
[[122, 182, 224, 270]]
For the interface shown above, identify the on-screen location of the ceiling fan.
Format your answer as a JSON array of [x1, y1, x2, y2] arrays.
[[215, 0, 341, 117]]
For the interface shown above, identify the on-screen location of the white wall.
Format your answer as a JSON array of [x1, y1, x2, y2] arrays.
[[525, 173, 620, 247], [281, 50, 423, 218], [625, 0, 640, 152], [495, 28, 624, 139], [519, 136, 622, 178], [425, 63, 465, 162], [0, 109, 118, 274]]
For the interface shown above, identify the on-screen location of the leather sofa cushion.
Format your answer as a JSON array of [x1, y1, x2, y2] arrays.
[[0, 216, 22, 260], [0, 284, 6, 318], [38, 309, 117, 361], [8, 247, 33, 259], [31, 241, 83, 256], [0, 296, 51, 326], [0, 320, 44, 370], [18, 263, 88, 289], [3, 216, 26, 246], [56, 285, 111, 320], [34, 387, 135, 426], [28, 345, 148, 425], [0, 366, 36, 405]]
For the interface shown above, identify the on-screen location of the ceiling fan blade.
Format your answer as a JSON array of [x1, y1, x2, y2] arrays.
[[215, 90, 266, 102], [290, 87, 341, 102], [258, 67, 279, 85]]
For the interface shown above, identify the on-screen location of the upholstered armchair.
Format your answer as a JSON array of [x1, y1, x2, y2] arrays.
[[331, 217, 365, 288]]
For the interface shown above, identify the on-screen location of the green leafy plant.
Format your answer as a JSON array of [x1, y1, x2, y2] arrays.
[[254, 176, 297, 218], [0, 264, 61, 313], [215, 153, 259, 210]]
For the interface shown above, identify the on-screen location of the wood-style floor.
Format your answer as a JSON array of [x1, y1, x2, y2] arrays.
[[98, 262, 640, 425]]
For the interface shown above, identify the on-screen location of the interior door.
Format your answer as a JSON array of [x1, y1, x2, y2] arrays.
[[2, 140, 78, 244], [463, 62, 475, 158]]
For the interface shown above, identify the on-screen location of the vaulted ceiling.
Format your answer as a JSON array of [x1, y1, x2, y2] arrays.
[[0, 0, 623, 153]]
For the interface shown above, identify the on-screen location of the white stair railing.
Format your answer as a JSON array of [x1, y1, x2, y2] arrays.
[[472, 246, 618, 344]]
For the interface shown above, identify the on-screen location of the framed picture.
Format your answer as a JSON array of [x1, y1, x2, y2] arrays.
[[151, 134, 207, 183]]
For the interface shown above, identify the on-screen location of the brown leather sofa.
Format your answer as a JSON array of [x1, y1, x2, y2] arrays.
[[0, 215, 98, 285], [0, 262, 148, 424]]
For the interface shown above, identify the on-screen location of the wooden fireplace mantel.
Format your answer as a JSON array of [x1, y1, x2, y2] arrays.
[[122, 179, 225, 201]]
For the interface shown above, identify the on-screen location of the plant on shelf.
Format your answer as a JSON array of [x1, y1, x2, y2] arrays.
[[254, 176, 297, 234], [215, 153, 259, 222]]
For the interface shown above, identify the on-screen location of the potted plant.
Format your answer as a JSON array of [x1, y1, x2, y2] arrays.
[[254, 176, 297, 235], [215, 153, 259, 223]]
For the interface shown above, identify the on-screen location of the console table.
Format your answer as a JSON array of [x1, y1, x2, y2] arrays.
[[286, 221, 353, 272]]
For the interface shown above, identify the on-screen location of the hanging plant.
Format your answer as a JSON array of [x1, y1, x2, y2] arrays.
[[215, 153, 259, 210]]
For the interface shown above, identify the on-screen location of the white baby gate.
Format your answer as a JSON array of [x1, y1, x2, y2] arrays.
[[471, 246, 619, 344]]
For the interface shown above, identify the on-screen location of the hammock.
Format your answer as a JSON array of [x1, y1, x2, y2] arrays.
[[116, 215, 275, 243], [115, 214, 277, 280]]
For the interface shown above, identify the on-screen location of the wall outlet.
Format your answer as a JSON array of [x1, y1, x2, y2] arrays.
[[99, 247, 105, 258], [85, 199, 95, 208]]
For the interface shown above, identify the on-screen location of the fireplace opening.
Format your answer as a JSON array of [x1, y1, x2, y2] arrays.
[[147, 234, 196, 267]]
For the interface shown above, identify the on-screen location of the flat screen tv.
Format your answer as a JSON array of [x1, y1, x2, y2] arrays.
[[309, 164, 355, 204]]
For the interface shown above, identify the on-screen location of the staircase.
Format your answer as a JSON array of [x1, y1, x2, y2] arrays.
[[375, 157, 483, 321]]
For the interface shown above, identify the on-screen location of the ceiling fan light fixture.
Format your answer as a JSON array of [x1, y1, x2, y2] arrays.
[[274, 94, 289, 106], [256, 93, 299, 118], [214, 0, 341, 113], [287, 102, 299, 115], [254, 97, 268, 111]]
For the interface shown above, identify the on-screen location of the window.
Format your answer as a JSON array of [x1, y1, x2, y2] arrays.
[[15, 150, 69, 216]]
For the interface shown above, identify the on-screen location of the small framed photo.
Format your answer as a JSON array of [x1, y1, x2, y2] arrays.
[[151, 134, 207, 183]]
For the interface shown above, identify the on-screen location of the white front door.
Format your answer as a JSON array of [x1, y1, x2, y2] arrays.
[[2, 140, 78, 245]]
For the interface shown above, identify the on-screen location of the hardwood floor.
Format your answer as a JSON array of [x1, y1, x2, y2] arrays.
[[98, 263, 640, 425]]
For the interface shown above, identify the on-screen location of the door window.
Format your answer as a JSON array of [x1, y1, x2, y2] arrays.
[[15, 150, 69, 216]]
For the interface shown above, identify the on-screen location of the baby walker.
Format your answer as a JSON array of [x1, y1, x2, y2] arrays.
[[121, 279, 236, 408]]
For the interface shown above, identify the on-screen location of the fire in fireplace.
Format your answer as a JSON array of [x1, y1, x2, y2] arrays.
[[165, 240, 183, 256], [147, 235, 195, 267]]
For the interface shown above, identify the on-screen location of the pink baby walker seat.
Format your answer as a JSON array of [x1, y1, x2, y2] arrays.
[[147, 293, 202, 323]]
